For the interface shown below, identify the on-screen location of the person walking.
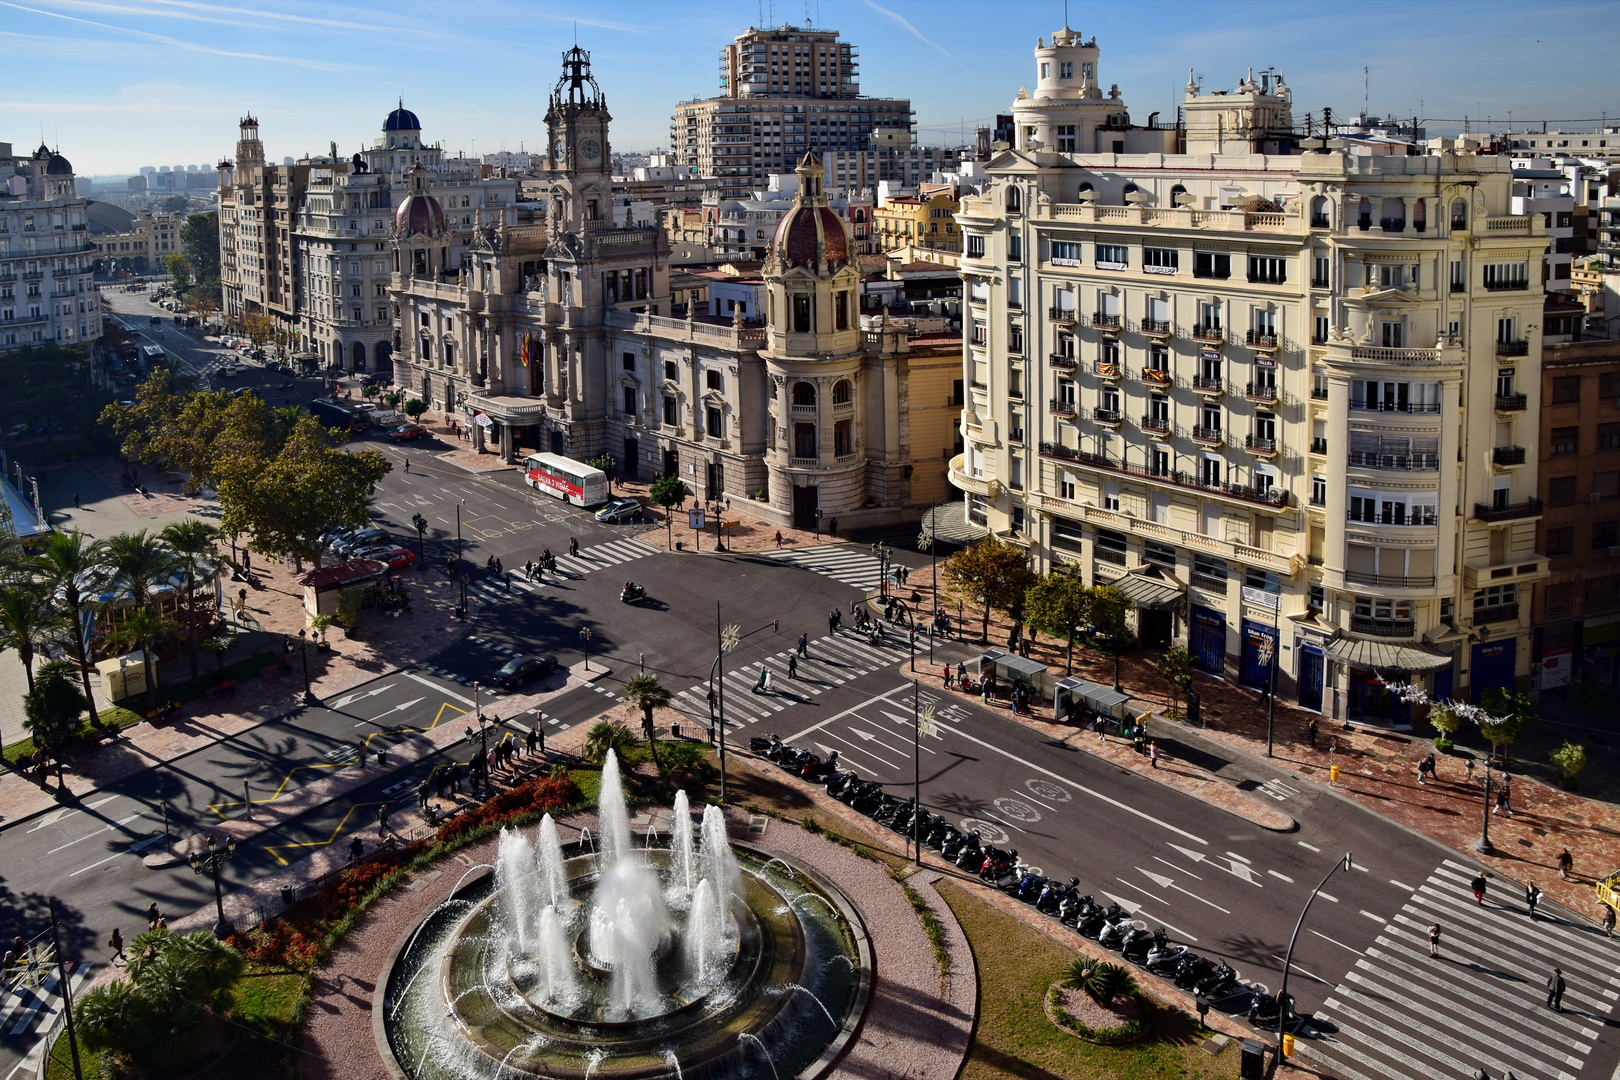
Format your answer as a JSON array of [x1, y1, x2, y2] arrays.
[[1307, 717, 1318, 748], [404, 459, 410, 474], [349, 836, 364, 862], [1417, 753, 1435, 785], [1546, 967, 1566, 1012], [146, 903, 161, 931], [1427, 922, 1441, 959], [828, 610, 839, 636], [1557, 848, 1574, 880], [1603, 904, 1616, 938], [787, 653, 798, 680], [1495, 784, 1514, 817], [774, 530, 784, 549], [1526, 882, 1541, 920], [1471, 870, 1488, 905], [569, 537, 579, 558], [377, 803, 391, 837], [943, 665, 954, 690], [418, 778, 432, 811], [73, 492, 80, 509], [797, 633, 809, 658], [107, 927, 125, 963], [1149, 740, 1160, 769]]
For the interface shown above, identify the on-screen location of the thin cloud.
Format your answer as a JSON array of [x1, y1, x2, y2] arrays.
[[858, 0, 969, 71], [0, 0, 367, 76]]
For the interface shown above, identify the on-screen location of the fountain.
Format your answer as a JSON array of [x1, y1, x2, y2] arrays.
[[380, 751, 869, 1078]]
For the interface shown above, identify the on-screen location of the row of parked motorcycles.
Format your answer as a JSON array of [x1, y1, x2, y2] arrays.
[[748, 731, 1286, 1027]]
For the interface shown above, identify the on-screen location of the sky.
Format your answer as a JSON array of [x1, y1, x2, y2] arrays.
[[3, 0, 1618, 177]]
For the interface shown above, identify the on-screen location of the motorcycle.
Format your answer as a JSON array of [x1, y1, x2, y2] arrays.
[[749, 734, 780, 756], [1247, 989, 1284, 1025], [1097, 913, 1136, 949], [941, 829, 976, 863], [1173, 955, 1213, 990], [952, 837, 985, 871], [1145, 940, 1190, 975], [1077, 902, 1120, 938], [1014, 870, 1049, 903], [799, 751, 839, 782], [1195, 961, 1237, 998], [620, 582, 646, 603], [1058, 890, 1091, 925], [926, 820, 958, 851], [1117, 925, 1154, 959], [1035, 877, 1071, 915], [977, 847, 1017, 882]]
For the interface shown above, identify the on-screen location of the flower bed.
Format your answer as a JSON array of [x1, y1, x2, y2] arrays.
[[1044, 983, 1149, 1045]]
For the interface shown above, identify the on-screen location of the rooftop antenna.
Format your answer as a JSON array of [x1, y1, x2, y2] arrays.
[[1363, 66, 1369, 119]]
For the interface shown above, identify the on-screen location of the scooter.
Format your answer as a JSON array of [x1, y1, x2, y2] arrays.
[[1058, 890, 1091, 925], [1247, 989, 1283, 1025], [977, 848, 1017, 882], [1145, 940, 1190, 975], [927, 820, 958, 851], [1116, 925, 1153, 959], [1035, 877, 1072, 915], [1014, 871, 1049, 903], [1173, 955, 1213, 990], [941, 829, 976, 863], [1097, 914, 1136, 949], [749, 734, 780, 756], [619, 582, 646, 603], [799, 751, 839, 782], [952, 837, 985, 872], [1195, 961, 1237, 998], [1077, 902, 1119, 938]]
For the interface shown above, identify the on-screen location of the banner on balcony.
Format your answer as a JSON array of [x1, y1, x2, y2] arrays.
[[1200, 349, 1220, 361], [520, 332, 531, 367], [1254, 354, 1276, 368]]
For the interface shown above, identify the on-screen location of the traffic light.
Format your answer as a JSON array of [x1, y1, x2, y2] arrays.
[[773, 620, 779, 633]]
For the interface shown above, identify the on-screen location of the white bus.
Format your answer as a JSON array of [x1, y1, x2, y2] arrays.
[[523, 453, 608, 507]]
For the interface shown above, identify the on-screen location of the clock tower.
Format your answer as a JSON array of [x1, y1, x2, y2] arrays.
[[544, 44, 612, 231]]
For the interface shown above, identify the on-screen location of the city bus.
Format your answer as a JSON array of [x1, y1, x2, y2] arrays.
[[138, 344, 166, 369], [523, 452, 608, 507], [310, 398, 370, 433]]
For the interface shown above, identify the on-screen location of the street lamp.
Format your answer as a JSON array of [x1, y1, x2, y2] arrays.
[[711, 610, 779, 804], [411, 513, 427, 573], [911, 687, 935, 866], [188, 834, 239, 937], [579, 626, 594, 672], [1475, 762, 1496, 856], [1275, 852, 1353, 1063], [464, 685, 488, 794], [296, 629, 311, 704]]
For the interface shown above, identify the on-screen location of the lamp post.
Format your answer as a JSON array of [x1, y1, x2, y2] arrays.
[[1275, 852, 1353, 1063], [579, 626, 593, 672], [188, 834, 239, 937], [1475, 762, 1496, 856], [465, 686, 488, 795], [911, 686, 935, 867], [297, 629, 311, 705], [412, 513, 427, 572], [712, 610, 778, 804]]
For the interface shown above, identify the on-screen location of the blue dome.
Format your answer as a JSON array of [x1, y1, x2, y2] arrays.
[[383, 105, 421, 132]]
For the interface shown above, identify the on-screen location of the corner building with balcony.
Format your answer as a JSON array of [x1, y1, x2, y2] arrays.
[[951, 25, 1550, 725]]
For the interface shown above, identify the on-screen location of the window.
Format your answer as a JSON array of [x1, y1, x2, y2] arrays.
[[1059, 61, 1073, 78], [663, 360, 677, 381], [834, 419, 853, 456], [1060, 473, 1076, 501], [1548, 476, 1577, 506], [1314, 314, 1329, 345], [1055, 125, 1076, 153], [1144, 540, 1177, 568], [1308, 584, 1325, 611], [1598, 423, 1620, 450], [1551, 427, 1578, 454], [1006, 186, 1021, 213], [1192, 553, 1228, 588], [1138, 248, 1179, 276], [1095, 529, 1128, 565], [662, 395, 677, 425], [1008, 233, 1021, 262], [1312, 475, 1327, 506], [1551, 376, 1581, 404], [622, 386, 637, 415], [1040, 62, 1050, 79], [1546, 527, 1575, 557], [1245, 567, 1282, 595], [706, 370, 723, 391], [1050, 239, 1083, 266], [792, 295, 811, 332], [621, 351, 637, 372], [971, 320, 987, 346], [1473, 583, 1516, 616], [1595, 520, 1618, 549], [1483, 262, 1529, 290], [1601, 373, 1620, 400], [1248, 255, 1287, 284], [1193, 251, 1230, 279], [1095, 244, 1128, 270]]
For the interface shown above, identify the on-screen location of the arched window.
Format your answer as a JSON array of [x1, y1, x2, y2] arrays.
[[832, 379, 852, 405], [853, 209, 865, 223], [1310, 195, 1329, 227], [755, 229, 765, 239], [1170, 183, 1188, 206], [792, 381, 816, 408], [1450, 198, 1468, 230], [1006, 185, 1022, 213]]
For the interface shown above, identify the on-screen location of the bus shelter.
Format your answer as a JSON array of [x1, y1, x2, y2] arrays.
[[1053, 677, 1132, 725], [974, 649, 1051, 701]]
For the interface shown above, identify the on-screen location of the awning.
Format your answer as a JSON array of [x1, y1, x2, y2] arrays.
[[1108, 566, 1185, 611], [921, 501, 988, 546], [1325, 636, 1452, 672]]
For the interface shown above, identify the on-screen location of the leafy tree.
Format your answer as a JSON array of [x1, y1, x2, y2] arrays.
[[649, 474, 689, 548], [582, 720, 642, 765], [105, 529, 176, 609], [100, 366, 184, 465], [160, 194, 190, 214], [622, 674, 673, 754], [586, 453, 617, 478], [35, 529, 109, 719], [179, 211, 220, 296], [1023, 566, 1090, 674], [162, 252, 192, 293], [0, 583, 55, 694], [74, 927, 244, 1068], [1060, 958, 1137, 1005], [942, 536, 1036, 643], [160, 518, 219, 681], [23, 661, 89, 750], [1087, 584, 1134, 692], [1550, 740, 1587, 785], [240, 313, 277, 345], [403, 397, 428, 420], [384, 391, 402, 408], [1154, 644, 1194, 720], [1479, 687, 1535, 765], [105, 606, 177, 711]]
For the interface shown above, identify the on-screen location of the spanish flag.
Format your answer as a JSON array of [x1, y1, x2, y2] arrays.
[[521, 331, 530, 367]]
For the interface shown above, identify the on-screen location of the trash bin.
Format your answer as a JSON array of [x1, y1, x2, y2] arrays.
[[279, 884, 295, 908], [670, 723, 681, 739], [1240, 1039, 1266, 1079]]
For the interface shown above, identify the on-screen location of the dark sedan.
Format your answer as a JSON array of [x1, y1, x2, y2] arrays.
[[495, 655, 559, 690]]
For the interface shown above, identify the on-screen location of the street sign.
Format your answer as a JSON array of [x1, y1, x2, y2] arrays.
[[689, 507, 706, 530]]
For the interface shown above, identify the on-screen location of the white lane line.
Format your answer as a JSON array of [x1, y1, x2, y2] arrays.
[[1271, 954, 1332, 985], [1298, 841, 1320, 852], [1268, 870, 1294, 882], [983, 811, 1027, 835], [1224, 850, 1251, 864], [1389, 879, 1414, 891], [1020, 789, 1061, 813], [1309, 928, 1362, 954], [1153, 856, 1203, 880], [818, 730, 902, 771], [1360, 909, 1386, 923], [401, 670, 476, 708], [1105, 885, 1198, 943], [1317, 890, 1339, 903], [48, 812, 146, 854], [70, 852, 123, 876]]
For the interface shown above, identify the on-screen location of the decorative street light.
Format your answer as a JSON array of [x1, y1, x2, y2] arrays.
[[296, 629, 311, 705], [188, 834, 239, 937], [1275, 852, 1353, 1063], [1476, 762, 1497, 856], [712, 612, 777, 803], [912, 689, 936, 866]]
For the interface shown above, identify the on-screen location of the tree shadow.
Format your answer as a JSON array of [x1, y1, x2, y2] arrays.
[[0, 875, 94, 957]]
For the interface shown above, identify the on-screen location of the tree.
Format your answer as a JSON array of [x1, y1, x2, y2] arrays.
[[74, 927, 244, 1068], [1087, 585, 1134, 692], [1427, 700, 1461, 750], [201, 634, 236, 671], [1059, 958, 1137, 1005], [1154, 644, 1194, 720], [240, 313, 277, 346], [179, 211, 220, 300], [582, 720, 642, 765], [942, 536, 1036, 643], [160, 518, 219, 681], [160, 195, 190, 214], [106, 530, 176, 609], [100, 366, 184, 466], [1479, 687, 1534, 765], [34, 529, 109, 719], [0, 583, 55, 694], [162, 252, 192, 293], [403, 397, 428, 420], [1023, 567, 1090, 674], [650, 474, 689, 549], [23, 661, 89, 750], [105, 606, 177, 711], [622, 674, 673, 757]]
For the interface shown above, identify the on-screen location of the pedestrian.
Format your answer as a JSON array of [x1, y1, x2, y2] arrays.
[[828, 610, 838, 635], [828, 517, 837, 537], [505, 571, 513, 593], [536, 727, 546, 757], [106, 926, 125, 963], [146, 902, 160, 930], [1546, 967, 1566, 1011], [797, 633, 808, 657], [1495, 784, 1513, 817], [1418, 753, 1434, 785], [1526, 883, 1541, 920], [404, 459, 410, 474], [569, 537, 579, 557], [349, 835, 364, 861], [787, 654, 798, 679], [1604, 904, 1616, 937], [496, 557, 503, 574], [377, 803, 390, 837], [1471, 871, 1488, 905], [774, 530, 784, 548], [1557, 848, 1574, 880], [73, 492, 80, 509], [1149, 741, 1160, 769], [1427, 922, 1441, 958], [418, 778, 431, 810], [1307, 718, 1318, 748], [943, 665, 953, 689], [486, 555, 495, 570]]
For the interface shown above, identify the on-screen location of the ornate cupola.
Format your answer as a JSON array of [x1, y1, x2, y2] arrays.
[[763, 152, 861, 359], [393, 164, 448, 279]]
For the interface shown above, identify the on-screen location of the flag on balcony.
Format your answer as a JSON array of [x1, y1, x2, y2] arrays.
[[520, 331, 530, 367]]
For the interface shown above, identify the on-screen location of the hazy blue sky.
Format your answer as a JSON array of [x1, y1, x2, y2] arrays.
[[4, 0, 1618, 176]]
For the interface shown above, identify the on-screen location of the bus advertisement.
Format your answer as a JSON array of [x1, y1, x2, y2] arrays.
[[523, 453, 607, 507], [138, 344, 166, 368]]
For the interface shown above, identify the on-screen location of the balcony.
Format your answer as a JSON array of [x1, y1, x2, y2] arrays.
[[1038, 441, 1291, 509], [1345, 571, 1437, 589], [790, 403, 818, 416], [1140, 414, 1171, 437], [1312, 387, 1328, 401], [1140, 367, 1172, 388], [1472, 603, 1520, 625], [1492, 445, 1526, 466], [1379, 218, 1408, 233], [1048, 307, 1077, 325], [1473, 498, 1543, 522], [1191, 375, 1225, 396], [1092, 313, 1122, 333], [1310, 276, 1330, 289], [1351, 399, 1443, 414], [1192, 323, 1224, 343], [1348, 451, 1440, 471], [1141, 319, 1172, 338], [1048, 353, 1077, 370], [1450, 281, 1467, 294], [1311, 437, 1327, 455], [1094, 360, 1121, 379], [1245, 330, 1280, 351], [1092, 407, 1122, 428], [1245, 434, 1278, 457], [789, 456, 820, 468], [1494, 393, 1527, 412], [1244, 381, 1279, 404], [1351, 615, 1416, 638], [1310, 215, 1330, 229], [1191, 425, 1224, 445], [1484, 280, 1530, 292], [1495, 339, 1529, 357], [1048, 398, 1077, 417], [1348, 345, 1441, 367]]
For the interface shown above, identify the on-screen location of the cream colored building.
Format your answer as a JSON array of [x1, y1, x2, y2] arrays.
[[0, 142, 101, 352], [951, 25, 1549, 725], [91, 211, 182, 275]]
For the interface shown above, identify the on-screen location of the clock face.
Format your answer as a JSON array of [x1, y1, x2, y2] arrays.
[[581, 139, 600, 161]]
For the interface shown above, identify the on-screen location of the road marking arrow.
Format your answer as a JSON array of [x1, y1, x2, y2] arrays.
[[1168, 842, 1261, 886], [847, 727, 879, 741], [1137, 867, 1175, 890]]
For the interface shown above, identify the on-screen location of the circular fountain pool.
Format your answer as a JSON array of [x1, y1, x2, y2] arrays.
[[377, 756, 869, 1079]]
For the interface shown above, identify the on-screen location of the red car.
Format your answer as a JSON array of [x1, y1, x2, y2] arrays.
[[388, 423, 428, 442], [378, 547, 417, 570]]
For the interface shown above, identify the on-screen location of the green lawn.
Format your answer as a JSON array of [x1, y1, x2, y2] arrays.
[[936, 881, 1237, 1080], [1, 707, 142, 765]]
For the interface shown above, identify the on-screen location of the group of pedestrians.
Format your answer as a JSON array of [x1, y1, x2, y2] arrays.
[[1455, 867, 1584, 1015]]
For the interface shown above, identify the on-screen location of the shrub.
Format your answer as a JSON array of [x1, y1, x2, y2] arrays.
[[655, 738, 715, 781], [1550, 740, 1587, 781], [1059, 957, 1136, 1004], [74, 929, 244, 1067], [582, 720, 642, 765], [403, 397, 427, 420]]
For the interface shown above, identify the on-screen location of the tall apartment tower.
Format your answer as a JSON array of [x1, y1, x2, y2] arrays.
[[952, 26, 1550, 725], [671, 24, 914, 198]]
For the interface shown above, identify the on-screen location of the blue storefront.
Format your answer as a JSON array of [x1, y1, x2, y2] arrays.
[[1240, 619, 1278, 690], [1190, 606, 1226, 675], [1470, 639, 1517, 703]]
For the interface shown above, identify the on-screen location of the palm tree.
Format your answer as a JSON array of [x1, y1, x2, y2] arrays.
[[160, 519, 219, 682], [105, 530, 176, 610], [622, 674, 673, 761], [35, 529, 110, 721], [0, 582, 56, 695], [105, 606, 177, 711]]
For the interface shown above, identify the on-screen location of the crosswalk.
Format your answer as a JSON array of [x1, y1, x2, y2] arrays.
[[659, 628, 915, 728], [462, 537, 660, 608], [1305, 859, 1620, 1080], [0, 959, 96, 1042], [766, 545, 890, 591]]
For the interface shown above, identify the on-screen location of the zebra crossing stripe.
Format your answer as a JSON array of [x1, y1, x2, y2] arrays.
[[765, 547, 886, 589], [1405, 887, 1619, 990], [1321, 993, 1515, 1080], [1435, 862, 1618, 957]]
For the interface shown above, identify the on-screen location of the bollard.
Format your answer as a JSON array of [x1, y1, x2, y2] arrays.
[[1282, 1033, 1294, 1057], [1330, 764, 1340, 782]]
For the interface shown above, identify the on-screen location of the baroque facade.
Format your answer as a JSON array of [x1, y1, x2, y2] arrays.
[[951, 25, 1549, 725], [0, 142, 101, 352], [390, 48, 959, 525]]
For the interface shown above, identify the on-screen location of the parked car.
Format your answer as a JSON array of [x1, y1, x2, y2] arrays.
[[332, 527, 390, 555], [221, 363, 238, 377], [495, 655, 558, 690], [387, 423, 428, 442], [375, 546, 417, 570], [594, 498, 642, 524]]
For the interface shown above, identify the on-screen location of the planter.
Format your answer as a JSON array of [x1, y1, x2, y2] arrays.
[[1044, 984, 1148, 1045], [1432, 737, 1454, 753]]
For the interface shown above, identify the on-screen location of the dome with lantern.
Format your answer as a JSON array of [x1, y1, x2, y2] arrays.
[[393, 164, 444, 237], [767, 152, 850, 274]]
